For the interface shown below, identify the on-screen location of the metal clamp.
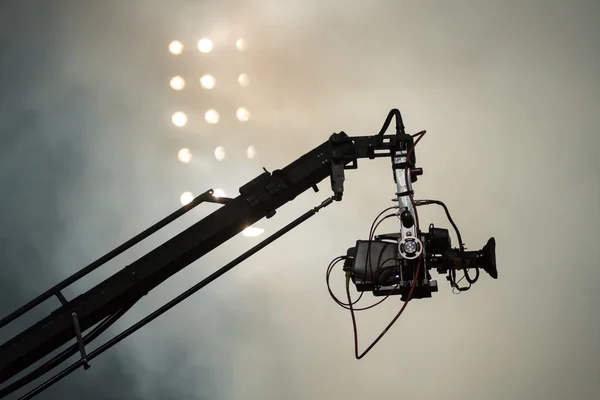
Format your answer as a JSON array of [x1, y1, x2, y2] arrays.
[[71, 312, 91, 370], [56, 290, 90, 370]]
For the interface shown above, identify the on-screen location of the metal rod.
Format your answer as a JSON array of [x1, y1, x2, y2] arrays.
[[0, 190, 215, 330], [18, 197, 334, 400], [55, 292, 68, 306], [70, 313, 89, 370]]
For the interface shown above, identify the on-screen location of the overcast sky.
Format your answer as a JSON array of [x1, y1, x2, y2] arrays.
[[1, 1, 599, 399]]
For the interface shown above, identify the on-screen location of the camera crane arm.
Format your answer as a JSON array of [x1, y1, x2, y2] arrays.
[[0, 113, 414, 389]]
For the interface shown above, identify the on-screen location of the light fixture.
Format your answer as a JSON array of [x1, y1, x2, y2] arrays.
[[180, 192, 194, 206], [242, 227, 264, 237], [168, 40, 184, 55], [236, 38, 247, 51], [177, 148, 192, 163], [171, 111, 188, 127], [213, 188, 227, 198], [169, 76, 185, 91], [205, 109, 220, 124], [197, 38, 213, 53], [200, 74, 216, 89], [246, 145, 256, 159], [236, 107, 250, 122], [214, 146, 226, 161], [238, 73, 250, 87]]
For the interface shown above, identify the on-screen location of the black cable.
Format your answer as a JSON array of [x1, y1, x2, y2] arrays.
[[451, 273, 470, 294], [326, 205, 401, 311], [377, 109, 405, 136], [365, 213, 397, 281], [369, 207, 398, 238], [330, 208, 397, 309], [415, 199, 479, 286], [418, 200, 463, 251], [326, 256, 401, 311], [347, 257, 421, 359], [326, 257, 363, 309]]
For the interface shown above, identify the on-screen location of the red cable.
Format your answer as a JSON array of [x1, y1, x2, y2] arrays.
[[346, 257, 421, 359], [346, 130, 427, 359]]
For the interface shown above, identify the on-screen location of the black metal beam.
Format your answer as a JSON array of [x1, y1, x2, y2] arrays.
[[0, 140, 333, 383], [0, 130, 411, 385]]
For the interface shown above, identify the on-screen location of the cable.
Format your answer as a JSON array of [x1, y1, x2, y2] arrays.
[[356, 207, 401, 310], [326, 257, 363, 309], [341, 205, 398, 308], [451, 273, 469, 295], [416, 200, 463, 251], [326, 256, 401, 311], [364, 212, 397, 285], [414, 199, 479, 286], [344, 130, 425, 359], [325, 205, 402, 311], [346, 257, 421, 359], [377, 109, 405, 136], [369, 208, 398, 238]]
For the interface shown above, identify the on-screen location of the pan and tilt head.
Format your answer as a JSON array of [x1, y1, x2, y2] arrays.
[[340, 116, 497, 300]]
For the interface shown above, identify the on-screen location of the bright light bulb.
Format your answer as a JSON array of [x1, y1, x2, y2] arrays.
[[213, 188, 227, 198], [236, 107, 250, 122], [172, 111, 188, 127], [168, 40, 184, 55], [197, 38, 213, 53], [180, 192, 194, 206], [205, 109, 219, 124], [242, 227, 264, 237], [236, 38, 247, 51], [238, 73, 250, 87], [200, 74, 216, 89], [169, 76, 185, 91], [177, 148, 192, 163], [246, 145, 256, 159], [214, 146, 226, 161]]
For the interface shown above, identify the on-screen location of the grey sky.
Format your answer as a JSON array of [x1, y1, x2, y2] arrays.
[[1, 0, 599, 399]]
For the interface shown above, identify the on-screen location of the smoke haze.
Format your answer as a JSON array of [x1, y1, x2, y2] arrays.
[[1, 1, 599, 399]]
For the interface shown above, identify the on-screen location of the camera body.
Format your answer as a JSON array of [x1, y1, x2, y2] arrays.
[[345, 225, 497, 300]]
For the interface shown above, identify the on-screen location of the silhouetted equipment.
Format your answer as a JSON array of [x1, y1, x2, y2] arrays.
[[0, 109, 498, 399], [422, 227, 498, 279]]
